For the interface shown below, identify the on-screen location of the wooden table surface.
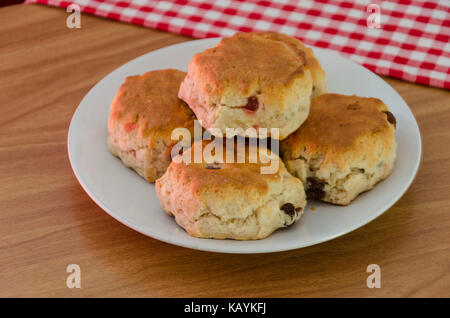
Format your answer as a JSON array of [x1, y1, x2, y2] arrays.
[[1, 4, 449, 298]]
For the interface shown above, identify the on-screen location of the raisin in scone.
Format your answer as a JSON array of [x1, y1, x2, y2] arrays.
[[178, 31, 327, 140], [107, 69, 195, 182], [156, 140, 306, 240], [280, 93, 397, 206]]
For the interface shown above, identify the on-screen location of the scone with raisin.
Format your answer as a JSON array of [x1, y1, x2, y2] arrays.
[[107, 69, 195, 182], [178, 31, 327, 140], [156, 140, 306, 240], [280, 94, 397, 205]]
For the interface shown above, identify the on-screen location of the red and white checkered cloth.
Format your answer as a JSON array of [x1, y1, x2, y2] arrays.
[[25, 0, 450, 89]]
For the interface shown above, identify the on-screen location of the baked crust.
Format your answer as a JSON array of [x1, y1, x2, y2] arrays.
[[178, 32, 327, 140], [156, 140, 307, 240], [107, 69, 195, 182], [281, 93, 397, 205]]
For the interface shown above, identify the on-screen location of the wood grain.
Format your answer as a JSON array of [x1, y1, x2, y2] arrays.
[[0, 4, 449, 298]]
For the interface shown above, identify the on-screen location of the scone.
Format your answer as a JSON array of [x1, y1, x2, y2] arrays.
[[256, 32, 327, 98], [107, 69, 195, 182], [178, 31, 327, 140], [156, 140, 307, 240], [280, 94, 397, 205]]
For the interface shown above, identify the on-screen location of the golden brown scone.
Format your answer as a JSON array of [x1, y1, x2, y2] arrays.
[[107, 69, 195, 182], [255, 32, 327, 97], [280, 93, 397, 205], [178, 32, 327, 140], [156, 140, 306, 240]]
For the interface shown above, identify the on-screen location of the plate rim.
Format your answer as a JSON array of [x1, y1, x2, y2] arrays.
[[67, 37, 422, 254]]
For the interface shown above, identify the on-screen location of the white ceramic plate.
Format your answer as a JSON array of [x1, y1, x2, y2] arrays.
[[68, 38, 421, 254]]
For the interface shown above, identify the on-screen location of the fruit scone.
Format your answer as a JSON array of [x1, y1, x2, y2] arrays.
[[280, 94, 397, 206], [156, 140, 307, 240], [178, 31, 327, 140], [107, 69, 195, 182]]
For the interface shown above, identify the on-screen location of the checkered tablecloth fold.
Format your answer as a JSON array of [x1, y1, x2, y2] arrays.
[[25, 0, 450, 89]]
